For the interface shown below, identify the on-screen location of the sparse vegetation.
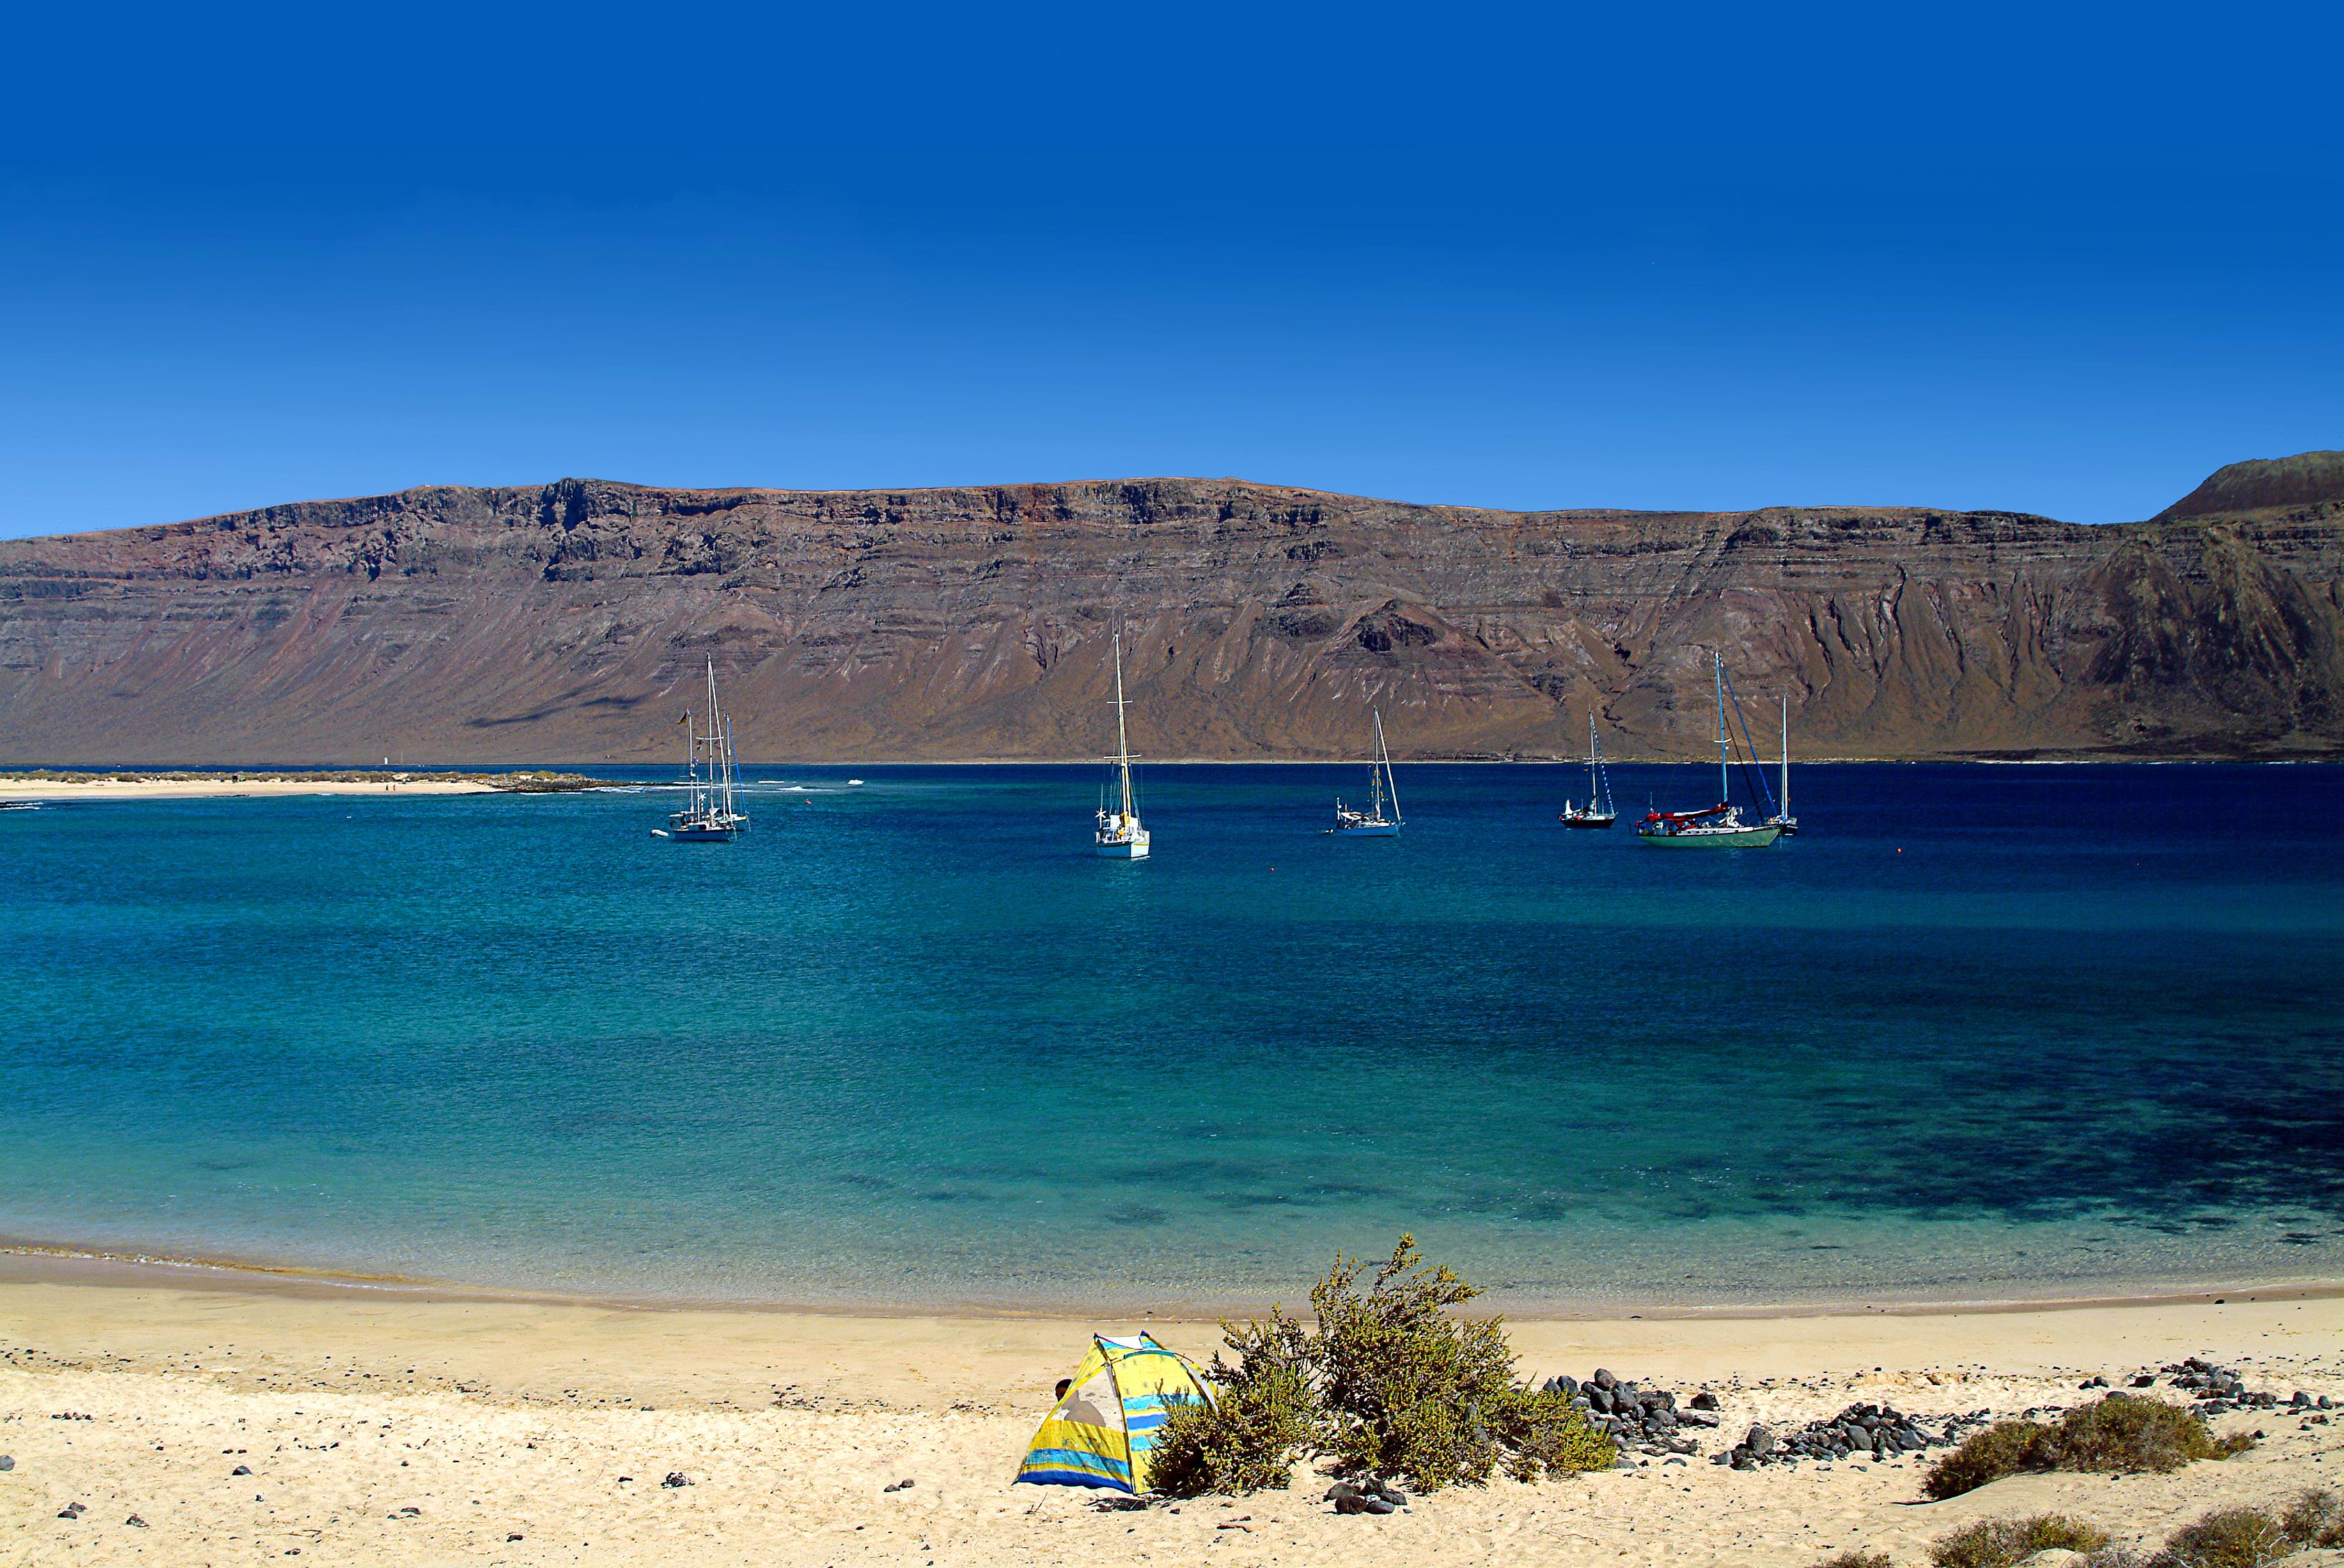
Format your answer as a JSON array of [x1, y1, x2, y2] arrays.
[[1146, 1235, 1614, 1497], [1921, 1418, 2052, 1500], [1807, 1553, 1893, 1568], [1930, 1512, 2110, 1568], [2279, 1489, 2344, 1550], [1921, 1395, 2250, 1500], [2148, 1505, 2295, 1568]]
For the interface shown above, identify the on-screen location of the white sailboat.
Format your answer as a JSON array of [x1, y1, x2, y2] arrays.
[[1093, 631, 1150, 859], [1556, 711, 1617, 829], [1331, 708, 1403, 836], [654, 660, 749, 841], [1635, 651, 1781, 848]]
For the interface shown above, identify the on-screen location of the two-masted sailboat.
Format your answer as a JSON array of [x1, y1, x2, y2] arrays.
[[1634, 651, 1782, 848], [1557, 712, 1617, 829], [1330, 709, 1403, 836], [654, 660, 749, 841], [1093, 632, 1150, 859]]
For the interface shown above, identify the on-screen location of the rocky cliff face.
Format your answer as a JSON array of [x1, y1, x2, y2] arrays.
[[2, 460, 2341, 763]]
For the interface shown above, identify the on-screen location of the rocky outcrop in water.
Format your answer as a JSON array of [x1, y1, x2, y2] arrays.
[[1, 457, 2339, 763]]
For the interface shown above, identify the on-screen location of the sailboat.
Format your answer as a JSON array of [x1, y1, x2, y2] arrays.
[[1556, 712, 1617, 829], [1767, 696, 1799, 837], [1093, 631, 1150, 859], [1635, 652, 1781, 848], [653, 660, 749, 841], [1331, 709, 1403, 836]]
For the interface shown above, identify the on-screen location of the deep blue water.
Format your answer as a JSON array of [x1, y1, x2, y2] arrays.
[[3, 762, 2343, 1310]]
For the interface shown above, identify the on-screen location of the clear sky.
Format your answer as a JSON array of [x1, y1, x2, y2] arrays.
[[3, 2, 2337, 538]]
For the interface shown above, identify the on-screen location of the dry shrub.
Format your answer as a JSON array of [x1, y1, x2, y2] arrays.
[[1930, 1513, 2111, 1568], [1809, 1553, 1893, 1568], [1921, 1395, 2250, 1500], [2281, 1489, 2344, 1550], [1923, 1419, 2054, 1500], [2052, 1395, 2234, 1474], [2148, 1505, 2294, 1568]]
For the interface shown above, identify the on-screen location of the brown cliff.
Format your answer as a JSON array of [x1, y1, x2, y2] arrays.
[[2, 459, 2341, 763]]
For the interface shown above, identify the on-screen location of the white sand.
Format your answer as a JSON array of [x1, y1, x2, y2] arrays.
[[3, 1262, 2341, 1565], [0, 776, 496, 801]]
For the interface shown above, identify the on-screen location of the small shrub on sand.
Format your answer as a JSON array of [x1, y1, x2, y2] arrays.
[[1930, 1513, 2110, 1568], [1808, 1552, 1893, 1568], [2052, 1395, 2239, 1473], [1921, 1395, 2250, 1500], [2148, 1505, 2293, 1568], [2280, 1488, 2344, 1550], [1307, 1235, 1611, 1489], [1150, 1315, 1319, 1496], [1151, 1235, 1614, 1497], [1923, 1419, 2054, 1500]]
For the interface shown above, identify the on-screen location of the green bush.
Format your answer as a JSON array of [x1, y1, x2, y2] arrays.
[[1930, 1513, 2110, 1568], [1150, 1234, 1614, 1497], [2148, 1505, 2294, 1568], [1808, 1553, 1893, 1568], [1921, 1395, 2250, 1500], [1148, 1311, 1319, 1496]]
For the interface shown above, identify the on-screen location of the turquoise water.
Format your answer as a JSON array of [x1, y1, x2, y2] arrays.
[[3, 763, 2343, 1310]]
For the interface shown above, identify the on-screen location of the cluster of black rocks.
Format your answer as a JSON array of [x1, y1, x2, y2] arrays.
[[2142, 1356, 2331, 1417], [1714, 1403, 1987, 1470], [1540, 1368, 1721, 1459]]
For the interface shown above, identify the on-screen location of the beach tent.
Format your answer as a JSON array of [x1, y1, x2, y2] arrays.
[[1014, 1333, 1216, 1493]]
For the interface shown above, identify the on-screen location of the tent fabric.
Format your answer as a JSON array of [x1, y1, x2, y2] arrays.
[[1014, 1333, 1216, 1493]]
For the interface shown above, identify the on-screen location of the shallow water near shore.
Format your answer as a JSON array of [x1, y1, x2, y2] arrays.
[[3, 761, 2342, 1310]]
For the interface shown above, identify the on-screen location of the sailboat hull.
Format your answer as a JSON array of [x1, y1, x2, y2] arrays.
[[1333, 821, 1400, 837], [1558, 812, 1616, 829], [666, 820, 744, 842], [1636, 824, 1781, 848], [1094, 833, 1150, 859]]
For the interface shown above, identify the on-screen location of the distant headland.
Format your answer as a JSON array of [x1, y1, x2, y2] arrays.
[[0, 453, 2338, 766]]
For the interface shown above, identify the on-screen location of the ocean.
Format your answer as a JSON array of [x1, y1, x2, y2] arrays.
[[3, 762, 2341, 1312]]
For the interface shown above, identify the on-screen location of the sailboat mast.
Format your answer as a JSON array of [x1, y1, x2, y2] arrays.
[[1112, 631, 1133, 818], [1374, 708, 1398, 822], [1780, 696, 1790, 820], [1715, 650, 1730, 806]]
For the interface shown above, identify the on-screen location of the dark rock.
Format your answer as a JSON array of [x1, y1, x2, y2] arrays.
[[0, 1455, 12, 1471], [126, 1516, 148, 1528], [661, 1473, 691, 1488], [2132, 1373, 2157, 1387], [1689, 1392, 1719, 1411], [1366, 1477, 1409, 1505], [1679, 1410, 1720, 1428], [1744, 1425, 1777, 1457], [232, 1466, 251, 1476], [1592, 1369, 1619, 1391], [1587, 1385, 1614, 1413], [507, 1534, 523, 1542]]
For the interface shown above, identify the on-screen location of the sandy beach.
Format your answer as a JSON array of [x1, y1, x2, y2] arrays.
[[0, 775, 499, 802], [3, 1257, 2339, 1567]]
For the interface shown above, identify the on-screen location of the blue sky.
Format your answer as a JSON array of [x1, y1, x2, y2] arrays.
[[2, 2, 2337, 537]]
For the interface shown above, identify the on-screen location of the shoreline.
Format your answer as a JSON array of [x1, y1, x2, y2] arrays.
[[0, 769, 604, 801], [8, 1236, 2341, 1325]]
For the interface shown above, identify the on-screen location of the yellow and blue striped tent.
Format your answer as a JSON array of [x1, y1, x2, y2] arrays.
[[1013, 1333, 1215, 1494]]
